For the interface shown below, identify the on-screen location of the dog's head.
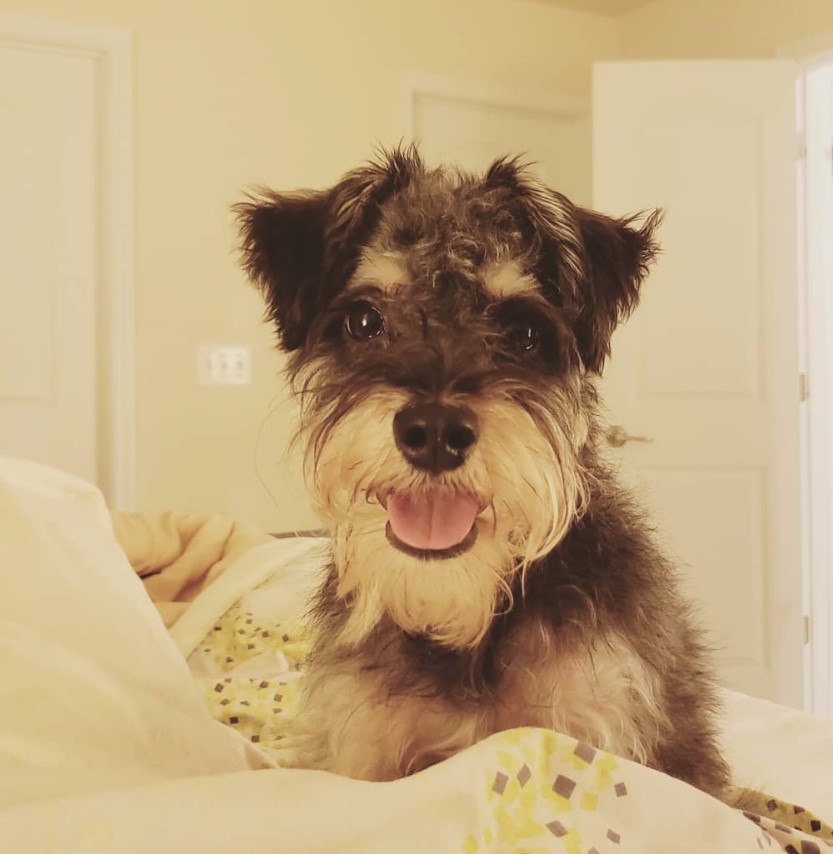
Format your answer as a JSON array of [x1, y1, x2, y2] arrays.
[[236, 146, 660, 647]]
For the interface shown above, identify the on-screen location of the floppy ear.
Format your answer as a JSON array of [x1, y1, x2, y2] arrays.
[[235, 189, 330, 350], [572, 208, 662, 373], [235, 146, 424, 351]]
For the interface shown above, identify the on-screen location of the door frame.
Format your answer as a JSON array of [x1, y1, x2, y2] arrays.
[[782, 31, 833, 716], [0, 13, 135, 510]]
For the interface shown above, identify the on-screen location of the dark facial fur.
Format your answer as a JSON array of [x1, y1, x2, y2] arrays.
[[237, 147, 660, 372], [235, 146, 730, 798]]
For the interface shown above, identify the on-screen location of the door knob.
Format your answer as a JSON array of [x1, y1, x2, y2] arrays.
[[606, 425, 652, 448]]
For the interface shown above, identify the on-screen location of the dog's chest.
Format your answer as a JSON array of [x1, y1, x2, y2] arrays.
[[403, 622, 664, 765], [300, 622, 664, 781]]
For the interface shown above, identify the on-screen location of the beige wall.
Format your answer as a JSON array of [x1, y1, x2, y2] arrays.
[[620, 0, 833, 58], [0, 0, 617, 530]]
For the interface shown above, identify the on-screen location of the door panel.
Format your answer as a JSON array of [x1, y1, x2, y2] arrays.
[[633, 116, 763, 399], [641, 468, 767, 664], [0, 45, 98, 482]]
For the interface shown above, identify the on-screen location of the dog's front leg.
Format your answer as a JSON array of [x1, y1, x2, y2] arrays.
[[291, 657, 483, 782]]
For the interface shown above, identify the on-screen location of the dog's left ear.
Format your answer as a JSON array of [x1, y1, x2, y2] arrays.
[[572, 207, 662, 373]]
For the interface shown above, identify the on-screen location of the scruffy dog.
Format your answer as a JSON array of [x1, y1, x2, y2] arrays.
[[236, 146, 730, 797]]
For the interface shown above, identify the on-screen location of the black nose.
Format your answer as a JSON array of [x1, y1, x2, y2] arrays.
[[393, 402, 479, 473]]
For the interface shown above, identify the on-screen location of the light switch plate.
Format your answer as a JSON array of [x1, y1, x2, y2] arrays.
[[198, 346, 251, 385]]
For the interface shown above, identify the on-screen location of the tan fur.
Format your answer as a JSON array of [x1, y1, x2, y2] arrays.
[[297, 382, 589, 648], [351, 250, 410, 291], [482, 260, 540, 299], [292, 661, 490, 780], [495, 623, 670, 765], [293, 624, 669, 781]]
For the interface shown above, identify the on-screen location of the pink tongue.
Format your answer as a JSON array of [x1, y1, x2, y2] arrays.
[[387, 492, 479, 551]]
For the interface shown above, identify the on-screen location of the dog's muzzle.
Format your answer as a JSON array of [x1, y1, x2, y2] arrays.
[[385, 402, 481, 557], [393, 402, 478, 473]]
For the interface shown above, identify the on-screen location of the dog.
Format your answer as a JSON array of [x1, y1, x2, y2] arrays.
[[235, 145, 730, 798]]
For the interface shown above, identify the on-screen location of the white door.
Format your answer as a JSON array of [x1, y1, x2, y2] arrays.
[[593, 61, 802, 706], [0, 43, 98, 483]]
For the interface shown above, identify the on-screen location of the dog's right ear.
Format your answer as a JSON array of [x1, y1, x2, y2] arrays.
[[235, 189, 331, 351], [235, 146, 424, 351]]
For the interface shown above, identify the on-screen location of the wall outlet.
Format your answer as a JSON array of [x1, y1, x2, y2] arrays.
[[198, 346, 251, 385]]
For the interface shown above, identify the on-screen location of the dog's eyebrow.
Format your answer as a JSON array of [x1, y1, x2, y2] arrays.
[[350, 251, 411, 292], [489, 292, 557, 320], [482, 260, 540, 299], [339, 282, 386, 302]]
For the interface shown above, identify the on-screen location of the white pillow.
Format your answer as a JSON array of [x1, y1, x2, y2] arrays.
[[0, 458, 267, 809], [0, 456, 111, 533]]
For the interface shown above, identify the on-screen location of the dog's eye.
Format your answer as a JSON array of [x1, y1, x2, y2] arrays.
[[503, 321, 540, 353], [345, 301, 385, 341], [491, 298, 549, 357]]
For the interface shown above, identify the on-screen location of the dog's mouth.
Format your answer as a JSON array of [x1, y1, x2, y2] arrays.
[[382, 491, 480, 559]]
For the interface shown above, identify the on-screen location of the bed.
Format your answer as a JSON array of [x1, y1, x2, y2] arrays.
[[0, 456, 831, 853]]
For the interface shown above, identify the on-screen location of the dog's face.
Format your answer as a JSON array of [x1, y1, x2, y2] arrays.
[[237, 148, 659, 648]]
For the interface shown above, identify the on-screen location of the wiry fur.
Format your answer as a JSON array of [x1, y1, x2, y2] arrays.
[[301, 372, 588, 649], [235, 145, 730, 798]]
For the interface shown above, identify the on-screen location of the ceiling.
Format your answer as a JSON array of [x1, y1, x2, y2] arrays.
[[533, 0, 654, 16]]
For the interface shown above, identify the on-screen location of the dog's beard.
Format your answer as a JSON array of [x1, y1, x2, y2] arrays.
[[297, 375, 589, 648]]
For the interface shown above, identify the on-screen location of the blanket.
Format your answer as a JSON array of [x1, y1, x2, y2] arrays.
[[112, 511, 274, 625], [113, 510, 833, 853]]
